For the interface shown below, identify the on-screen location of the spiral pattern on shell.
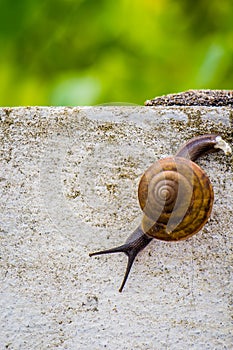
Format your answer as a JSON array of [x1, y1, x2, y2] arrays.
[[138, 157, 214, 241]]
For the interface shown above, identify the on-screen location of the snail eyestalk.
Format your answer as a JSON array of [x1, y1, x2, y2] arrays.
[[89, 226, 152, 292]]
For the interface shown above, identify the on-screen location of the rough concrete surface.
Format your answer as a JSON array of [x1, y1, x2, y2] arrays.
[[0, 106, 232, 350]]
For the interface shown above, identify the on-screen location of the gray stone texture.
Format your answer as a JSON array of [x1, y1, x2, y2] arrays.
[[0, 106, 232, 349]]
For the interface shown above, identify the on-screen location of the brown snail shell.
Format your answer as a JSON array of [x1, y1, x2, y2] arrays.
[[139, 157, 213, 241]]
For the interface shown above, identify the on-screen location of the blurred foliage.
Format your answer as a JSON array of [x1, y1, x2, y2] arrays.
[[0, 0, 232, 106]]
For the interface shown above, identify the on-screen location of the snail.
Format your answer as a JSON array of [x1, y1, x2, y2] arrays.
[[89, 134, 232, 292]]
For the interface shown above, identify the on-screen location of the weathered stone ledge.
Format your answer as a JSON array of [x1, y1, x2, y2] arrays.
[[1, 106, 232, 349]]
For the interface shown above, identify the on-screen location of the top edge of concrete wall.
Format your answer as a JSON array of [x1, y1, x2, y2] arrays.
[[0, 104, 232, 138]]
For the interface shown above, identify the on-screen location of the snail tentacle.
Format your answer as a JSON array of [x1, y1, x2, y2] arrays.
[[89, 226, 152, 292]]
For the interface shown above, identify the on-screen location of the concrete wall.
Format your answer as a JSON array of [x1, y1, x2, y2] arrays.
[[0, 106, 232, 349]]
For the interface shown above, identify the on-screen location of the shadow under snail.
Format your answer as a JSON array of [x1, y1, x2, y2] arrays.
[[89, 134, 232, 292]]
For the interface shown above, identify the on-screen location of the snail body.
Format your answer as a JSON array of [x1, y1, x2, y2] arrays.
[[90, 134, 231, 292]]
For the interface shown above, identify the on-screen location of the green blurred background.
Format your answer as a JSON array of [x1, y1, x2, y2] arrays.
[[0, 0, 232, 106]]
